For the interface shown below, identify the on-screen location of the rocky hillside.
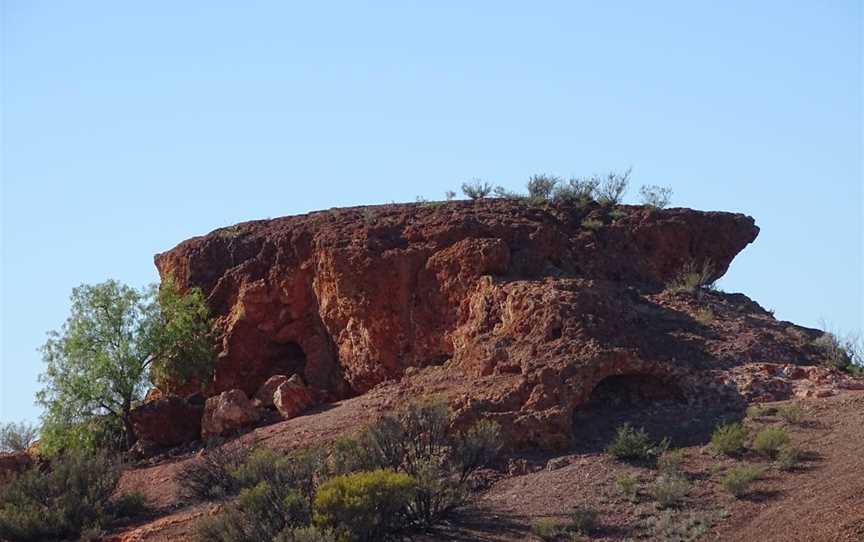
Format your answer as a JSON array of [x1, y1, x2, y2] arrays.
[[152, 199, 846, 449]]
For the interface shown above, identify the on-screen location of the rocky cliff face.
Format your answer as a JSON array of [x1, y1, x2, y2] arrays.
[[155, 199, 828, 447]]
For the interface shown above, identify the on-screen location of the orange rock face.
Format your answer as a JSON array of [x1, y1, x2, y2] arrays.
[[155, 199, 832, 448]]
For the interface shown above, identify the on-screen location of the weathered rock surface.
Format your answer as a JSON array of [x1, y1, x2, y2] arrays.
[[201, 389, 261, 439], [155, 199, 834, 448], [131, 395, 203, 448], [254, 374, 290, 408], [273, 375, 314, 419]]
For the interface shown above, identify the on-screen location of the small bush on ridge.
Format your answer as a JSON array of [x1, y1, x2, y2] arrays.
[[778, 403, 805, 425], [721, 465, 765, 497], [752, 426, 790, 458], [666, 260, 716, 295], [776, 446, 800, 471], [606, 424, 656, 461], [594, 168, 631, 205], [461, 179, 493, 199], [711, 422, 748, 456], [639, 185, 672, 208]]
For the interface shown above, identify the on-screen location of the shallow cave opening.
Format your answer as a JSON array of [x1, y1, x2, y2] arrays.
[[261, 340, 307, 382], [585, 373, 683, 410], [572, 373, 742, 452]]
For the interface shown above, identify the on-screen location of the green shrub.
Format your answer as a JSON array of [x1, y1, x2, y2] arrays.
[[111, 491, 151, 518], [531, 517, 564, 541], [552, 177, 598, 205], [753, 426, 790, 458], [229, 447, 325, 508], [274, 525, 339, 542], [776, 446, 800, 471], [639, 185, 672, 209], [313, 469, 416, 542], [710, 422, 748, 456], [351, 402, 500, 526], [778, 403, 805, 425], [581, 218, 603, 231], [177, 444, 250, 501], [526, 174, 561, 203], [615, 472, 640, 502], [195, 481, 308, 542], [606, 424, 654, 461], [0, 422, 38, 453], [651, 475, 689, 509], [0, 450, 120, 542], [453, 419, 502, 480], [746, 404, 776, 418], [568, 507, 598, 535], [461, 179, 493, 200], [721, 465, 765, 497], [608, 208, 627, 220]]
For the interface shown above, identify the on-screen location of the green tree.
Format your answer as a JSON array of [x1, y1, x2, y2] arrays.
[[36, 278, 215, 454]]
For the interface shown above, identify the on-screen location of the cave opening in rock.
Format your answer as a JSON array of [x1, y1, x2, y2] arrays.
[[585, 373, 683, 410], [263, 341, 307, 382]]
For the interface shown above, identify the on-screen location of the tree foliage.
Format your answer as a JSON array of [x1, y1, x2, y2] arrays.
[[36, 277, 215, 454]]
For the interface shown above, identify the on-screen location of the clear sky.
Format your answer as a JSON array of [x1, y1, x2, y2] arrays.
[[1, 1, 861, 424]]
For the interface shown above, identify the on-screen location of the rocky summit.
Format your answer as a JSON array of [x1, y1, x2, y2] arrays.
[[151, 199, 850, 449]]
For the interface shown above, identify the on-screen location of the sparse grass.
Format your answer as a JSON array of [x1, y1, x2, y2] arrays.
[[776, 446, 800, 471], [616, 472, 640, 502], [746, 404, 777, 419], [694, 307, 715, 325], [581, 218, 603, 231], [665, 260, 716, 295], [657, 449, 685, 477], [531, 518, 565, 541], [651, 475, 689, 509], [608, 208, 627, 220], [217, 225, 242, 239], [646, 509, 716, 542], [752, 426, 790, 458], [778, 403, 805, 425], [721, 465, 765, 497], [710, 422, 748, 457]]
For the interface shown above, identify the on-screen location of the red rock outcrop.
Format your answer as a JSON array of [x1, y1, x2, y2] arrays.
[[155, 199, 832, 448], [130, 395, 203, 448], [0, 451, 33, 486]]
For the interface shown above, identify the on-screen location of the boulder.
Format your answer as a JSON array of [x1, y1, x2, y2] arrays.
[[201, 389, 261, 439], [254, 374, 290, 408], [130, 394, 203, 448], [273, 375, 314, 419]]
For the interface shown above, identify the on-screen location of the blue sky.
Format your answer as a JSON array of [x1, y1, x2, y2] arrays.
[[1, 1, 861, 424]]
